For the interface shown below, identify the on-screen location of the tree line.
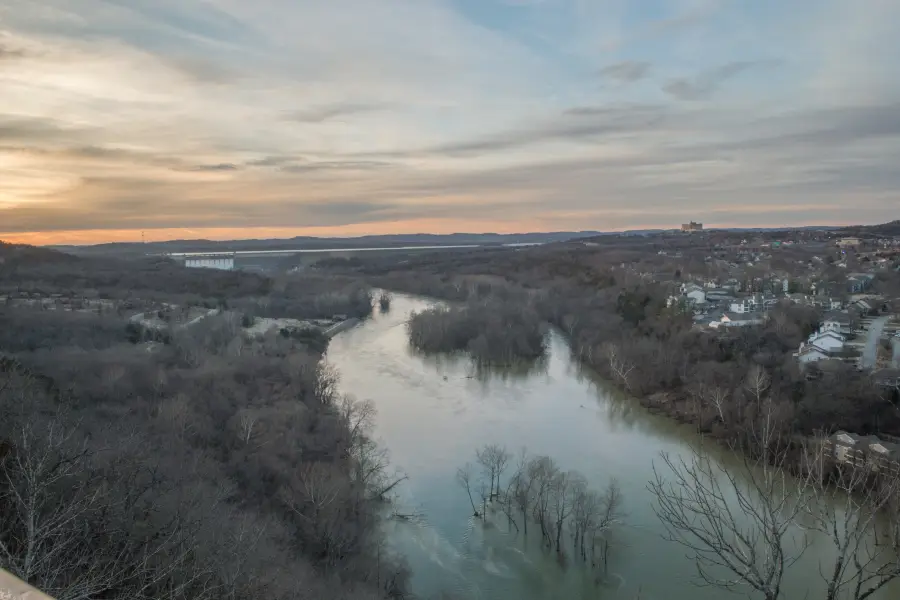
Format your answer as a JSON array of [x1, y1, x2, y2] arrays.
[[407, 299, 547, 365]]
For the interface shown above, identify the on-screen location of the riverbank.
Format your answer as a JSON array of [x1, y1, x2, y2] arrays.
[[325, 292, 900, 600]]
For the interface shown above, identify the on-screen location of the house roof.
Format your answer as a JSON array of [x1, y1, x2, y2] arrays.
[[723, 311, 764, 321], [798, 345, 830, 357], [823, 311, 852, 324], [810, 330, 846, 342], [831, 431, 900, 456]]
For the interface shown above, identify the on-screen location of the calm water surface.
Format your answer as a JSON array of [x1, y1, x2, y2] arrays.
[[327, 294, 897, 600]]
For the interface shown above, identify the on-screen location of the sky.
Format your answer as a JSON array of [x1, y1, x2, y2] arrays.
[[1, 0, 899, 244]]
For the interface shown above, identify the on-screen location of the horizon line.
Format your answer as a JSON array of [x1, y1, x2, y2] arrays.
[[1, 222, 875, 248]]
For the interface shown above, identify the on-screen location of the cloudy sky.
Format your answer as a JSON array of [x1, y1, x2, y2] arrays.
[[1, 0, 898, 244]]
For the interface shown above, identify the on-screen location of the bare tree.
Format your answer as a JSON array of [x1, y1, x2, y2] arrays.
[[338, 396, 406, 500], [509, 451, 535, 536], [528, 455, 559, 547], [603, 343, 634, 391], [802, 438, 900, 600], [649, 436, 808, 600], [476, 444, 510, 501], [593, 480, 624, 572], [456, 464, 480, 518], [0, 416, 216, 600], [745, 365, 771, 408], [550, 470, 575, 552]]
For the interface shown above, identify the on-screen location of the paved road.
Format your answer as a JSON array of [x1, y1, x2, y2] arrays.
[[893, 337, 900, 368], [861, 316, 890, 369]]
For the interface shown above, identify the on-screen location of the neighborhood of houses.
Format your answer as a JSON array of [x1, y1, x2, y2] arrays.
[[669, 276, 899, 375], [824, 431, 900, 474], [659, 230, 900, 471], [663, 231, 900, 390]]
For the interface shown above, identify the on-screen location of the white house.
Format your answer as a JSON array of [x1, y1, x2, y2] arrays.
[[796, 345, 832, 364], [822, 311, 853, 336], [806, 330, 846, 353], [729, 294, 764, 314], [714, 312, 765, 328], [685, 287, 707, 305]]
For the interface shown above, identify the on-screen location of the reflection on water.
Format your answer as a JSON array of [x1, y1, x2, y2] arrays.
[[328, 293, 898, 600], [414, 349, 550, 385]]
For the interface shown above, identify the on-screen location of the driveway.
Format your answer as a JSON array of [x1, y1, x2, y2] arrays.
[[861, 316, 889, 369]]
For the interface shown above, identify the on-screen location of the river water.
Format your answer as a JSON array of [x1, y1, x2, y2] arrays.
[[327, 293, 898, 600]]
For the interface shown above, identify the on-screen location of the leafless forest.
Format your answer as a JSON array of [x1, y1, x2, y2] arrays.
[[0, 243, 408, 600]]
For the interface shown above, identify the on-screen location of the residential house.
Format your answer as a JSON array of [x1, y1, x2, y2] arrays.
[[729, 294, 766, 314], [821, 312, 853, 336], [693, 311, 723, 328], [806, 330, 846, 352], [680, 283, 707, 305], [795, 321, 850, 364], [847, 273, 874, 293], [824, 431, 900, 473], [686, 288, 707, 305], [795, 335, 846, 365], [795, 345, 834, 364], [837, 237, 862, 248], [723, 278, 742, 293], [852, 299, 873, 316], [713, 312, 765, 328]]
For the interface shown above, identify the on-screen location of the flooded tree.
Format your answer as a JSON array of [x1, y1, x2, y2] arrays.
[[456, 444, 625, 576], [456, 464, 480, 518], [649, 418, 900, 600], [378, 291, 392, 312], [476, 444, 510, 501]]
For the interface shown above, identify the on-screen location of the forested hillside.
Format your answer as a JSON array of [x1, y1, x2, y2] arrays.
[[0, 244, 407, 600]]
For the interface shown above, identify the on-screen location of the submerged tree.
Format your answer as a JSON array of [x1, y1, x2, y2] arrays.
[[476, 444, 510, 501], [456, 444, 624, 575], [456, 464, 480, 518], [378, 292, 392, 312]]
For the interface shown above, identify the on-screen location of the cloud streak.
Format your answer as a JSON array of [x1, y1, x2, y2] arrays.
[[663, 60, 782, 101], [598, 61, 651, 83]]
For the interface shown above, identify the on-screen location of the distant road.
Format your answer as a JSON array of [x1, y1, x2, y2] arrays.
[[164, 242, 541, 258], [861, 316, 890, 369]]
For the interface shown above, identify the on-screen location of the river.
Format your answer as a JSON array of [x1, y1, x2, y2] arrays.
[[327, 293, 898, 600]]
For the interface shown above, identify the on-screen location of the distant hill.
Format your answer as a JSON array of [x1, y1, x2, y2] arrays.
[[836, 220, 900, 237], [51, 231, 603, 257], [0, 242, 80, 269]]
